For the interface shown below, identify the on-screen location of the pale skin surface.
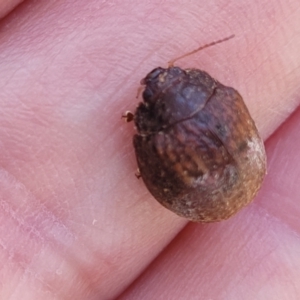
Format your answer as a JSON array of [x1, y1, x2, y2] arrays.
[[0, 1, 299, 299]]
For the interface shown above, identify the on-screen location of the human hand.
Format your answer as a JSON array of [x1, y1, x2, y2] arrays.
[[0, 1, 299, 299]]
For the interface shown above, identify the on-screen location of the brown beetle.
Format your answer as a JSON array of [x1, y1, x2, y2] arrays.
[[125, 36, 266, 222]]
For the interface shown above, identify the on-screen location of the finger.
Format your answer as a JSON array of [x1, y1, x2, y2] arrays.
[[118, 107, 300, 299]]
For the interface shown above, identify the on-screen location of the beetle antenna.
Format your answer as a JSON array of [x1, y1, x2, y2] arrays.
[[168, 34, 235, 67]]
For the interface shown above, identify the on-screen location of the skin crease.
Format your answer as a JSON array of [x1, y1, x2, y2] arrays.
[[0, 1, 299, 300], [0, 0, 22, 19]]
